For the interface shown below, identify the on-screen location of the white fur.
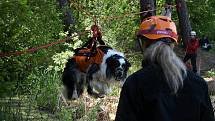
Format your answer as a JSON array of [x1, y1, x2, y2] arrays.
[[90, 69, 114, 95], [72, 86, 78, 99], [90, 80, 112, 95], [119, 58, 126, 67]]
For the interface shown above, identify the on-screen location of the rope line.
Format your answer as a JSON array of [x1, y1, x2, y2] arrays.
[[71, 2, 95, 20], [0, 30, 90, 57]]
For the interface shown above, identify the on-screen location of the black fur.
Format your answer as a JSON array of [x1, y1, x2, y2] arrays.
[[97, 46, 112, 54], [62, 58, 85, 99]]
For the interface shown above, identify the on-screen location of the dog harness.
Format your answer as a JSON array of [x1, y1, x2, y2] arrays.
[[73, 48, 104, 72]]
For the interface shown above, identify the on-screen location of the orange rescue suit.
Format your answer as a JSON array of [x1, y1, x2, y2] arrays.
[[73, 48, 104, 73]]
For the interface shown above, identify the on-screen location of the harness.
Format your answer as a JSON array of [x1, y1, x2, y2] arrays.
[[72, 24, 106, 72], [73, 48, 104, 72]]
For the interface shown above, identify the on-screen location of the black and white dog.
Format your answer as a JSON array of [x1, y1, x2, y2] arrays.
[[62, 46, 131, 100]]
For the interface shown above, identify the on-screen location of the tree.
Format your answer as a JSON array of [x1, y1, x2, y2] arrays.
[[58, 0, 75, 36], [176, 0, 192, 46], [138, 0, 156, 53], [140, 0, 156, 22]]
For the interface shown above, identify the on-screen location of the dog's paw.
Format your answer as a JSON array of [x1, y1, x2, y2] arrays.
[[92, 94, 105, 99], [98, 94, 105, 98], [88, 91, 105, 99]]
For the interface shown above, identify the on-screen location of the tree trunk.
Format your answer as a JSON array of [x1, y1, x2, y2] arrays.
[[58, 0, 75, 36], [176, 0, 192, 47], [140, 0, 156, 22], [137, 0, 156, 53]]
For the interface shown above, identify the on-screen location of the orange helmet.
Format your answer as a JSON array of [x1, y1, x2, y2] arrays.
[[137, 16, 178, 43]]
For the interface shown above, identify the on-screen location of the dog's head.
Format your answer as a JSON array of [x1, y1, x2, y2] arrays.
[[104, 50, 131, 82]]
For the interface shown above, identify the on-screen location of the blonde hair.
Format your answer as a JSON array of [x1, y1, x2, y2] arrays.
[[144, 41, 187, 93]]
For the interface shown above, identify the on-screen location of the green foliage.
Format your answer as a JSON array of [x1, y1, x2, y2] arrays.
[[86, 102, 100, 121], [0, 0, 64, 97], [0, 57, 30, 97], [27, 69, 61, 113], [206, 69, 215, 78], [109, 84, 121, 97], [57, 108, 73, 121], [187, 0, 215, 41], [47, 34, 83, 72], [127, 52, 143, 73], [71, 0, 140, 51], [0, 0, 63, 52]]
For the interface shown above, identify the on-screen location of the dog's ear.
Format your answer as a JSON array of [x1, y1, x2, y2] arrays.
[[106, 56, 118, 67]]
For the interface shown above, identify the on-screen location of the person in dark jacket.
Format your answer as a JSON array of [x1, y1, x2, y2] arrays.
[[200, 36, 212, 51], [115, 16, 214, 121], [183, 31, 200, 73]]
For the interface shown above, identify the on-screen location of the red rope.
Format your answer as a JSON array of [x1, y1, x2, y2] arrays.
[[0, 39, 65, 57], [0, 31, 89, 57], [0, 40, 65, 57]]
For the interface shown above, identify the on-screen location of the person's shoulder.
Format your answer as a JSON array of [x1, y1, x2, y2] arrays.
[[124, 64, 162, 86], [123, 68, 145, 87], [128, 64, 156, 78], [188, 71, 207, 84], [122, 71, 140, 94], [124, 69, 142, 85], [184, 70, 208, 93]]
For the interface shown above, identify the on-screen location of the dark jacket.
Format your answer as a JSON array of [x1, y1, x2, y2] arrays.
[[115, 63, 214, 121]]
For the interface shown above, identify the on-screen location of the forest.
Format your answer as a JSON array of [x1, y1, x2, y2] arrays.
[[0, 0, 215, 120]]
